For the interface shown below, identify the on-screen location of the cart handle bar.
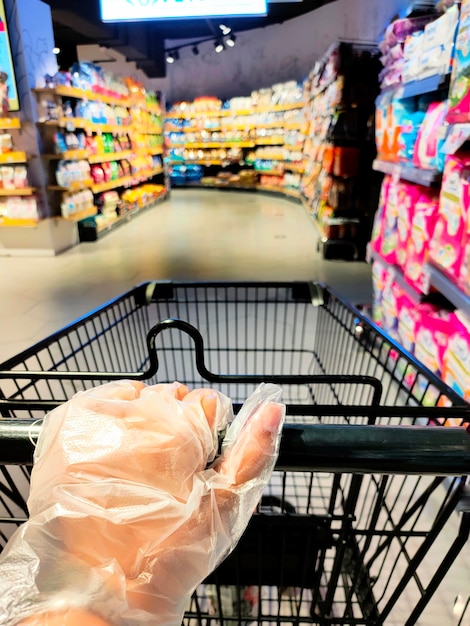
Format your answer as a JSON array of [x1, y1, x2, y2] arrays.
[[1, 421, 469, 476], [0, 319, 383, 406], [2, 400, 470, 424]]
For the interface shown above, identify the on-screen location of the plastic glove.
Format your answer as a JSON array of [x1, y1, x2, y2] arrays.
[[0, 381, 285, 626]]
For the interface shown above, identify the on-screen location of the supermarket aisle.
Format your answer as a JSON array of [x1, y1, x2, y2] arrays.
[[0, 189, 372, 363]]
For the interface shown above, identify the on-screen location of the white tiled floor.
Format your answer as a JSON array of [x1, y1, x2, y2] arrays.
[[0, 189, 469, 624]]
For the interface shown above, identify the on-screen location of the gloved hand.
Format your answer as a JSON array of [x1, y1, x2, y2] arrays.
[[0, 381, 285, 626]]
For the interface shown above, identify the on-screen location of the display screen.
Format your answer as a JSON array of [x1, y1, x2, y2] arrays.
[[100, 0, 267, 22], [0, 0, 19, 112]]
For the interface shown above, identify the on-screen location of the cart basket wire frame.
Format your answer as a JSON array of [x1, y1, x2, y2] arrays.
[[0, 281, 469, 626]]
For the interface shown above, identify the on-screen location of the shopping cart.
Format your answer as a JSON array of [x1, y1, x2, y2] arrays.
[[0, 281, 469, 626]]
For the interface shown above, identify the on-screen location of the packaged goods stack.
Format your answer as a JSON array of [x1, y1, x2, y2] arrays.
[[370, 1, 470, 408]]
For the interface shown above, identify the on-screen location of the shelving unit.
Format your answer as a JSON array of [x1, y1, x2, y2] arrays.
[[368, 246, 422, 304], [48, 180, 94, 192], [88, 151, 135, 164], [0, 152, 27, 164], [61, 206, 98, 222], [34, 82, 167, 238], [78, 190, 168, 241], [0, 117, 41, 229], [427, 264, 470, 316], [0, 118, 21, 130], [0, 187, 35, 196], [373, 159, 442, 187], [301, 41, 380, 260], [33, 86, 131, 107], [397, 72, 450, 99], [166, 86, 306, 195]]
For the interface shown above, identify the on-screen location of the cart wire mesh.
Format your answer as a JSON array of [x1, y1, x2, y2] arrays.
[[0, 281, 469, 626]]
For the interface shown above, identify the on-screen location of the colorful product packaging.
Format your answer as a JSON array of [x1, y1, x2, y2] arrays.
[[396, 293, 421, 354], [440, 312, 470, 415], [378, 177, 400, 265], [447, 0, 470, 124], [370, 175, 392, 255], [372, 256, 392, 327], [414, 304, 455, 377], [404, 190, 440, 293], [412, 100, 448, 172], [429, 153, 470, 282], [396, 182, 421, 269]]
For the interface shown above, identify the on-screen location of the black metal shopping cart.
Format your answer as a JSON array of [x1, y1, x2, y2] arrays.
[[0, 282, 469, 626]]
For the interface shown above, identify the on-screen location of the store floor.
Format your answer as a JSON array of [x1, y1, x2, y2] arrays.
[[0, 189, 372, 363], [0, 189, 469, 624]]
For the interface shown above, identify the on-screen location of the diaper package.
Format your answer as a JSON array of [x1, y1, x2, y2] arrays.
[[447, 0, 470, 123], [429, 153, 470, 283], [414, 304, 455, 377], [441, 311, 470, 411], [377, 177, 400, 265], [404, 190, 440, 293], [396, 292, 421, 354], [370, 175, 392, 254], [372, 255, 393, 327], [396, 182, 421, 268]]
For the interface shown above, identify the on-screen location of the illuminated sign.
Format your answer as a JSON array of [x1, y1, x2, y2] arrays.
[[100, 0, 267, 22]]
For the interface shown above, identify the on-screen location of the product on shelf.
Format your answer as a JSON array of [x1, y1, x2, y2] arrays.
[[429, 153, 470, 282], [375, 92, 439, 164], [441, 311, 470, 408], [414, 304, 455, 377], [60, 189, 95, 218], [402, 6, 458, 84], [0, 196, 39, 223], [404, 190, 440, 293], [55, 159, 91, 187], [396, 182, 422, 268], [447, 0, 470, 123], [397, 292, 422, 354], [0, 133, 13, 153], [379, 15, 436, 89], [412, 100, 448, 171]]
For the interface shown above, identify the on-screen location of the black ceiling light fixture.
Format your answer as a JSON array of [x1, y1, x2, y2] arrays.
[[192, 45, 199, 56], [226, 34, 237, 47], [214, 40, 225, 53], [166, 50, 179, 64]]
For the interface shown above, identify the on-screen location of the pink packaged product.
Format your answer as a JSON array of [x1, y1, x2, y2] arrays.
[[396, 292, 421, 354], [377, 177, 401, 265], [440, 312, 470, 413], [414, 304, 455, 377], [370, 175, 391, 254], [372, 256, 392, 327], [381, 280, 403, 342], [404, 190, 440, 293], [396, 182, 421, 269], [412, 101, 448, 172], [429, 153, 470, 283], [458, 180, 470, 296]]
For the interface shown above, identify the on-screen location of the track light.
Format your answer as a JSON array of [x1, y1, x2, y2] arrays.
[[192, 45, 199, 56], [219, 24, 231, 35], [214, 40, 225, 53], [226, 34, 237, 47], [166, 50, 179, 63], [52, 47, 61, 55]]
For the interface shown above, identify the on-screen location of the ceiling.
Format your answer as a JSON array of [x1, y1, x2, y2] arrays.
[[43, 0, 336, 77]]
